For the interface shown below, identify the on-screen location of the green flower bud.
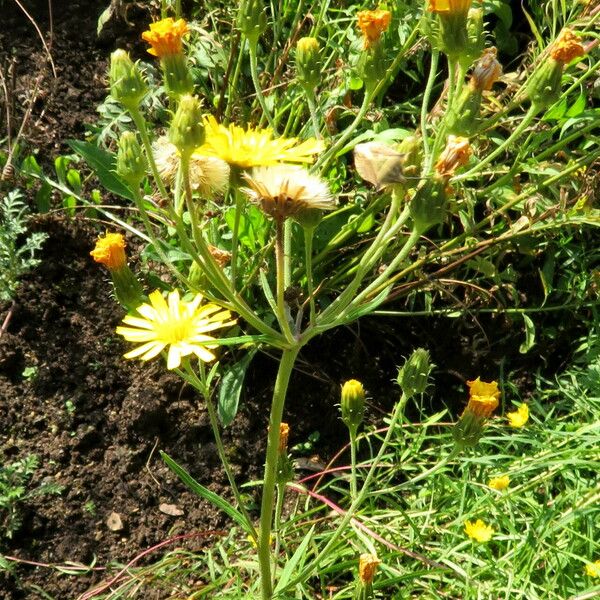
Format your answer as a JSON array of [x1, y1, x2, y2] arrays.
[[396, 135, 423, 179], [292, 207, 323, 230], [169, 95, 205, 155], [296, 37, 322, 91], [461, 8, 485, 69], [340, 379, 366, 433], [116, 132, 146, 186], [446, 85, 483, 135], [238, 0, 267, 44], [409, 176, 448, 233], [111, 264, 145, 313], [357, 42, 386, 95], [109, 49, 147, 109], [521, 58, 564, 112], [161, 53, 194, 98], [397, 348, 433, 398]]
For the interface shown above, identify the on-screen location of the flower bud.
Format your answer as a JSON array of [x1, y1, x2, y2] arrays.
[[340, 379, 366, 433], [397, 348, 433, 398], [409, 176, 448, 233], [357, 41, 387, 94], [109, 49, 147, 109], [357, 9, 391, 49], [295, 37, 322, 91], [238, 0, 267, 44], [446, 86, 482, 136], [161, 53, 194, 98], [462, 8, 485, 68], [396, 135, 423, 179], [116, 132, 146, 186], [169, 95, 205, 156]]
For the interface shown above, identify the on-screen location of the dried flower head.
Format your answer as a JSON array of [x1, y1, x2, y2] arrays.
[[208, 244, 231, 268], [357, 9, 391, 48], [279, 423, 290, 453], [488, 475, 510, 491], [471, 47, 503, 91], [241, 165, 335, 220], [435, 135, 472, 177], [197, 116, 324, 169], [507, 403, 529, 428], [116, 289, 236, 370], [90, 233, 127, 271], [550, 28, 585, 64], [142, 18, 189, 57], [464, 519, 494, 542], [153, 136, 230, 196], [359, 554, 381, 585], [464, 377, 500, 419]]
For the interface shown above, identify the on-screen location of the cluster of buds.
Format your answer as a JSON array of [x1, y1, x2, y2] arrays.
[[90, 233, 144, 312], [356, 9, 392, 93], [453, 377, 500, 448]]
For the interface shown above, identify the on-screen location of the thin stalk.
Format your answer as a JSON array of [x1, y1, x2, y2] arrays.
[[349, 427, 358, 502], [453, 105, 538, 182], [225, 34, 245, 122], [275, 218, 296, 344], [230, 186, 245, 287], [284, 219, 292, 288], [128, 107, 169, 202], [182, 361, 258, 542], [258, 347, 300, 600], [304, 88, 322, 139], [303, 226, 316, 325], [248, 39, 277, 131], [420, 50, 440, 160], [272, 480, 286, 584]]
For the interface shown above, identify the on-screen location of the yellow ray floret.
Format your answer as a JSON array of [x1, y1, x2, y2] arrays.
[[196, 116, 324, 169], [488, 475, 510, 491], [464, 377, 500, 418], [585, 560, 600, 578], [116, 289, 236, 370], [464, 519, 494, 542], [507, 403, 529, 428]]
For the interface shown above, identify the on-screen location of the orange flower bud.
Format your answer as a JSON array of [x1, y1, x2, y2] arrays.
[[464, 377, 500, 418], [357, 9, 391, 48], [142, 18, 189, 57], [549, 28, 585, 64], [90, 233, 126, 271]]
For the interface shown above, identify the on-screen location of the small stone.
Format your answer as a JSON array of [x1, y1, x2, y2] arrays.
[[159, 503, 184, 517], [106, 511, 123, 531]]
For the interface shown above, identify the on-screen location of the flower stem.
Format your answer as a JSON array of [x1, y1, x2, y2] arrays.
[[349, 427, 358, 502], [303, 226, 316, 326], [275, 217, 296, 344], [304, 88, 322, 140], [230, 184, 245, 288], [420, 49, 440, 161], [258, 347, 300, 600], [248, 39, 277, 131]]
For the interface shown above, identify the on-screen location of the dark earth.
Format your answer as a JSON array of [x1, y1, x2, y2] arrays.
[[0, 1, 592, 599]]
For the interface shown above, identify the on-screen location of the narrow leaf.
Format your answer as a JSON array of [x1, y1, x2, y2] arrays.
[[218, 349, 257, 426]]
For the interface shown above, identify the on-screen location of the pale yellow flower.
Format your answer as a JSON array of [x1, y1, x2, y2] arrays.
[[142, 18, 189, 57], [241, 165, 335, 220], [196, 116, 324, 169], [464, 519, 494, 542], [585, 560, 600, 578], [359, 553, 381, 584], [357, 10, 391, 48], [507, 403, 529, 428], [488, 475, 510, 491], [90, 233, 126, 270], [116, 289, 236, 370]]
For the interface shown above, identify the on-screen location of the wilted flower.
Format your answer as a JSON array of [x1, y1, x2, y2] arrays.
[[142, 18, 189, 57], [585, 560, 600, 578], [465, 377, 500, 418], [279, 423, 290, 453], [116, 289, 236, 370], [353, 142, 406, 190], [435, 135, 472, 178], [197, 116, 324, 169], [357, 9, 391, 48], [550, 28, 585, 64], [471, 47, 503, 91], [507, 403, 529, 428], [241, 165, 335, 220], [91, 233, 126, 271], [359, 553, 381, 585], [488, 475, 510, 491], [464, 519, 494, 542]]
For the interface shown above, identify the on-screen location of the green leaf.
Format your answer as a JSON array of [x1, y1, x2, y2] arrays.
[[273, 524, 316, 593], [67, 139, 134, 200], [160, 452, 252, 534], [565, 94, 586, 118], [519, 314, 536, 354], [34, 181, 52, 213], [218, 349, 257, 427]]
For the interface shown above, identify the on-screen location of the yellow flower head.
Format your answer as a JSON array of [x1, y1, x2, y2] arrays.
[[507, 403, 529, 428], [241, 165, 335, 220], [142, 18, 189, 57], [464, 377, 500, 418], [90, 233, 127, 271], [428, 0, 474, 14], [153, 136, 230, 196], [279, 422, 290, 453], [464, 519, 494, 542], [488, 475, 510, 491], [359, 553, 381, 585], [435, 135, 472, 178], [197, 116, 324, 169], [585, 560, 600, 578], [357, 9, 392, 48], [116, 289, 236, 370], [550, 28, 585, 64]]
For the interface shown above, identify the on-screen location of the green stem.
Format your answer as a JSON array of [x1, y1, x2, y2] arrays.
[[349, 427, 358, 502], [258, 347, 300, 600], [304, 226, 316, 326], [275, 218, 296, 344], [304, 88, 322, 139], [248, 39, 277, 131], [272, 480, 286, 584], [230, 185, 245, 287], [225, 34, 245, 122], [283, 219, 292, 289], [453, 105, 538, 182], [420, 50, 440, 161]]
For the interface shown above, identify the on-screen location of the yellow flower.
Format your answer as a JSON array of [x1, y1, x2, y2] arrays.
[[142, 18, 189, 57], [507, 403, 529, 428], [241, 165, 335, 220], [464, 377, 500, 419], [196, 116, 324, 169], [359, 553, 382, 585], [585, 560, 600, 578], [428, 0, 473, 14], [116, 289, 236, 370], [153, 136, 230, 196], [90, 233, 127, 270], [435, 135, 472, 178], [488, 475, 510, 491], [357, 9, 391, 48], [464, 519, 494, 542], [550, 28, 585, 65]]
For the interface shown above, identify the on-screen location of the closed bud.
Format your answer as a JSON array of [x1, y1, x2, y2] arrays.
[[397, 348, 433, 398], [446, 86, 482, 135], [109, 49, 147, 109], [238, 0, 267, 44], [116, 132, 146, 186], [340, 379, 366, 433], [295, 37, 322, 91], [357, 41, 387, 94], [161, 53, 194, 98], [461, 8, 485, 68], [169, 95, 205, 155]]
